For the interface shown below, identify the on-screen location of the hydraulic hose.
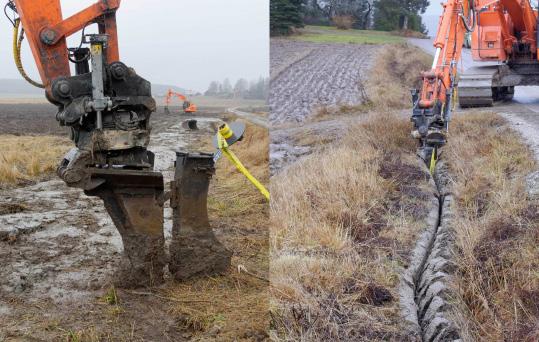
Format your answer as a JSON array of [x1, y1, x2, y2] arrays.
[[460, 0, 476, 33], [13, 18, 44, 88]]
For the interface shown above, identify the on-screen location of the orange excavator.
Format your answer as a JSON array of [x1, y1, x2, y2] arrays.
[[164, 88, 197, 114], [412, 0, 539, 164], [4, 0, 230, 286]]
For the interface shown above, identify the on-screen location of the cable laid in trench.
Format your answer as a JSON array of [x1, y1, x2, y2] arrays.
[[399, 161, 460, 342]]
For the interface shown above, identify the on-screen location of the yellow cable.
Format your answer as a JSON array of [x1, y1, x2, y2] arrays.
[[217, 133, 270, 201], [13, 19, 44, 89], [429, 148, 437, 175], [452, 86, 458, 111]]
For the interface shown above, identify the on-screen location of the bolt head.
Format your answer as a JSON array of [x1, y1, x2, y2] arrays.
[[54, 81, 71, 98], [41, 29, 57, 44], [111, 64, 127, 80]]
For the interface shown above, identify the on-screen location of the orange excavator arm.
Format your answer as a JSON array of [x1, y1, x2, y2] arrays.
[[411, 0, 475, 161], [412, 0, 538, 164], [10, 0, 120, 91]]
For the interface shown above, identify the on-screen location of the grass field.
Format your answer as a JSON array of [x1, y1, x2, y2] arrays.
[[0, 135, 70, 188], [293, 26, 405, 45]]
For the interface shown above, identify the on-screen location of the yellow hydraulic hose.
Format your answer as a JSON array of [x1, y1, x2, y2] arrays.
[[13, 19, 44, 88]]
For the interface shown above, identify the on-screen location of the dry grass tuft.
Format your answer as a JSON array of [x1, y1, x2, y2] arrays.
[[270, 111, 432, 340], [165, 273, 268, 340], [446, 112, 539, 341], [0, 135, 70, 188], [391, 30, 428, 39], [367, 43, 431, 109], [209, 124, 269, 220]]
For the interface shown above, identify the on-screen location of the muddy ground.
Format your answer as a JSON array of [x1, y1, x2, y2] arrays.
[[0, 103, 268, 341], [269, 39, 379, 174]]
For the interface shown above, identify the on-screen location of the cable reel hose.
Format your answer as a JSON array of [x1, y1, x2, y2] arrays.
[[13, 18, 44, 88]]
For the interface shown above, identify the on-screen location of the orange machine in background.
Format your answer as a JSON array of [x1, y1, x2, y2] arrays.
[[165, 89, 197, 114]]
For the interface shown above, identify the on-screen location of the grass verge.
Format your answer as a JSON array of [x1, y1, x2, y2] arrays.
[[293, 25, 404, 45], [446, 112, 539, 341], [0, 135, 70, 188], [270, 111, 432, 340]]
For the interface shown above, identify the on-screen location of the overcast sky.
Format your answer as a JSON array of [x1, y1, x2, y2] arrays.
[[0, 0, 269, 92]]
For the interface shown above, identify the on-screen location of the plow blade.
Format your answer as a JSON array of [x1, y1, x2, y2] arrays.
[[85, 168, 166, 287], [169, 152, 232, 280]]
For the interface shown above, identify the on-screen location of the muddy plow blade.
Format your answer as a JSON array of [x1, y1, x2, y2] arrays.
[[85, 169, 166, 287], [169, 152, 232, 280], [77, 155, 232, 287]]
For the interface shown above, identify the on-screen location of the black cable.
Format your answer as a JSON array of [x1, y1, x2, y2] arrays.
[[4, 1, 16, 27], [67, 24, 90, 64]]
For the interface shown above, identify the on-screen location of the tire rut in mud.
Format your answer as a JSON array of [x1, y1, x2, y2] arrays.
[[400, 162, 460, 342]]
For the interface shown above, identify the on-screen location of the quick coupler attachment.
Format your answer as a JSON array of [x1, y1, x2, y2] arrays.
[[169, 152, 232, 280]]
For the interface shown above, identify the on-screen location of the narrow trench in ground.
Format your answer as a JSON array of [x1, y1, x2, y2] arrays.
[[404, 162, 460, 342]]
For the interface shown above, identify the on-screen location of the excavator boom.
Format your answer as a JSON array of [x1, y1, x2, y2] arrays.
[[412, 0, 538, 160], [12, 0, 119, 90]]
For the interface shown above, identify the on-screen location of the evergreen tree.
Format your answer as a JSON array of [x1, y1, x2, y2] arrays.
[[222, 78, 233, 95], [234, 78, 249, 98], [270, 0, 304, 35], [373, 0, 428, 32]]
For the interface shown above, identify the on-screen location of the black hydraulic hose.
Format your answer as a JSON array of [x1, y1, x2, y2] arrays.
[[461, 0, 476, 33]]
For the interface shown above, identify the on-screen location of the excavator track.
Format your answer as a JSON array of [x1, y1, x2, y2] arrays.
[[458, 65, 499, 107]]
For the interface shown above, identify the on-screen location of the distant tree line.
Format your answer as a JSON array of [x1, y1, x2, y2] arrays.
[[205, 77, 269, 100], [270, 0, 429, 35]]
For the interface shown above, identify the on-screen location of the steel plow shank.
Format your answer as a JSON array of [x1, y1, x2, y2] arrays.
[[169, 152, 232, 280], [67, 157, 233, 287]]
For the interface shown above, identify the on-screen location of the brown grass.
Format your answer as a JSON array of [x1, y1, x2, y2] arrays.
[[446, 112, 539, 341], [166, 123, 270, 341], [391, 30, 428, 39], [270, 111, 433, 340], [0, 135, 71, 188], [270, 44, 434, 340], [332, 16, 355, 30], [367, 43, 431, 109]]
